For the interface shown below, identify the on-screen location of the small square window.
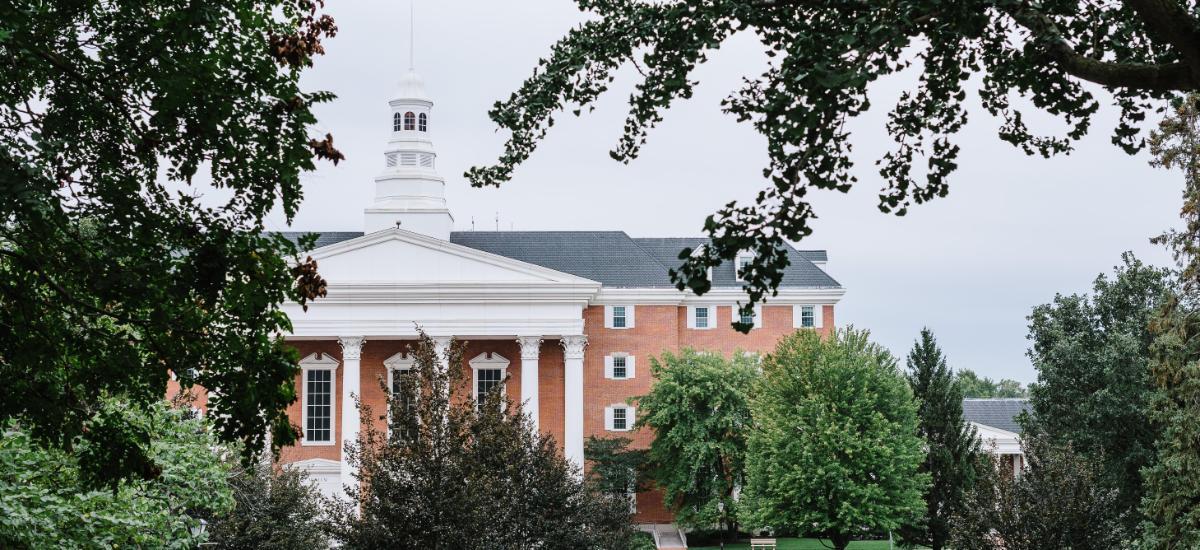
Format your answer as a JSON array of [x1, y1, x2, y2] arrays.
[[695, 306, 709, 328], [612, 407, 628, 431], [801, 305, 815, 328], [612, 356, 627, 379], [612, 306, 627, 328]]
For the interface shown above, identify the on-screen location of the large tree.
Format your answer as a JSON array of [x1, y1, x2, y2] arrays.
[[469, 0, 1196, 326], [0, 0, 338, 482], [634, 348, 759, 538], [1024, 253, 1173, 527], [1141, 94, 1200, 549], [744, 328, 928, 550], [897, 329, 982, 550], [329, 332, 636, 550], [955, 369, 1027, 398]]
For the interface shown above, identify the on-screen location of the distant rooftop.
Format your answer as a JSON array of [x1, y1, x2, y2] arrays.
[[962, 398, 1031, 434], [275, 230, 840, 290]]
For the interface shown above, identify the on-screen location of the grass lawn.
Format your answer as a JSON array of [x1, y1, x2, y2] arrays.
[[689, 539, 898, 550]]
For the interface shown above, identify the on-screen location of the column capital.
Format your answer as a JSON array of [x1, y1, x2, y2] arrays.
[[560, 335, 587, 360], [338, 336, 365, 361], [516, 336, 543, 360]]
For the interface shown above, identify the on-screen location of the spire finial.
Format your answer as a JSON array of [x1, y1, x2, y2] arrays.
[[408, 1, 415, 70]]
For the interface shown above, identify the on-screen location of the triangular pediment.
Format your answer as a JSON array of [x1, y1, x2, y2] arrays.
[[308, 228, 599, 286]]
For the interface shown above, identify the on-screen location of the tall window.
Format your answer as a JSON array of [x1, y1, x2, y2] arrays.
[[390, 368, 417, 439], [612, 407, 628, 431], [475, 368, 503, 407], [612, 306, 627, 328], [612, 356, 627, 379], [418, 113, 427, 131], [305, 369, 333, 443], [800, 305, 815, 328], [392, 112, 402, 132], [695, 306, 709, 328], [403, 111, 416, 130]]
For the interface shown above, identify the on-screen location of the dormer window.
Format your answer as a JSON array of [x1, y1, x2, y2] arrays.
[[736, 253, 754, 282], [418, 113, 427, 131], [392, 112, 402, 132], [404, 111, 416, 130]]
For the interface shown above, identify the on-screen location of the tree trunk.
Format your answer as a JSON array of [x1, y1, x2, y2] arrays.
[[830, 532, 851, 550]]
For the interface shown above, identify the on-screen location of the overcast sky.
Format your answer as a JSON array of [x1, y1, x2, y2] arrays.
[[268, 1, 1183, 384]]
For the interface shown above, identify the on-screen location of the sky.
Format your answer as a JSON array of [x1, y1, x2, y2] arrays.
[[265, 0, 1184, 384]]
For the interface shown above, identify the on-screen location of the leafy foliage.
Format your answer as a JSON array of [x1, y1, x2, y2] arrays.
[[949, 437, 1129, 550], [585, 435, 650, 498], [0, 400, 232, 548], [744, 328, 928, 550], [205, 460, 330, 549], [634, 348, 758, 534], [469, 0, 1197, 327], [1142, 93, 1200, 549], [896, 329, 982, 550], [1023, 253, 1173, 529], [0, 0, 338, 481], [328, 331, 636, 550], [955, 369, 1026, 398]]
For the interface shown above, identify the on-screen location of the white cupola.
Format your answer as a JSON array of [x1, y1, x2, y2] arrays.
[[363, 50, 453, 238]]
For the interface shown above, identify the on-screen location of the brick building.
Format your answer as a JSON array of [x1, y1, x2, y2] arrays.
[[272, 66, 845, 525]]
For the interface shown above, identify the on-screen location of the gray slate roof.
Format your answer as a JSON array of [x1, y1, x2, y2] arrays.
[[276, 230, 841, 289], [962, 398, 1031, 434]]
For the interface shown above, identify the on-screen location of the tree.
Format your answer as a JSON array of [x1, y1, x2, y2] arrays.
[[1141, 94, 1200, 549], [328, 331, 636, 550], [1023, 253, 1173, 529], [205, 460, 330, 549], [744, 328, 928, 550], [0, 0, 339, 482], [897, 329, 982, 550], [634, 348, 758, 539], [955, 369, 1027, 398], [469, 0, 1196, 327], [585, 435, 650, 500], [0, 399, 232, 547], [949, 437, 1129, 550]]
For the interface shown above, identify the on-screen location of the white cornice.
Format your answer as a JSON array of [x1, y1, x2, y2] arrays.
[[592, 287, 846, 306], [287, 318, 587, 339], [317, 282, 599, 304]]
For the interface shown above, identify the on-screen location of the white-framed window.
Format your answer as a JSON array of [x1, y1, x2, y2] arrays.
[[418, 112, 427, 131], [732, 303, 762, 329], [384, 352, 417, 437], [628, 480, 638, 513], [299, 353, 339, 446], [403, 111, 416, 130], [688, 305, 715, 329], [736, 253, 754, 282], [392, 112, 402, 132], [605, 354, 636, 380], [469, 352, 510, 409], [793, 304, 825, 329], [605, 305, 635, 329], [605, 404, 635, 432]]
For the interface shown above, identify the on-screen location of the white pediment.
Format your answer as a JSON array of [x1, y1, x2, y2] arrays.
[[308, 228, 597, 286]]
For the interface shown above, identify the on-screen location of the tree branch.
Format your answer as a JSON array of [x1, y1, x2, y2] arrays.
[[1122, 0, 1200, 79]]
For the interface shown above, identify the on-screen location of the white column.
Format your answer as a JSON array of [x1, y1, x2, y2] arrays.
[[338, 336, 364, 501], [432, 336, 452, 400], [517, 336, 543, 432], [560, 335, 587, 469]]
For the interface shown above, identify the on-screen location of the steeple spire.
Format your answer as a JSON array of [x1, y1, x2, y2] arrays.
[[363, 11, 452, 239]]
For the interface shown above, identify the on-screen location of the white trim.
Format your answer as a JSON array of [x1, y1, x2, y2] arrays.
[[383, 351, 416, 391], [299, 353, 339, 447], [605, 404, 635, 432], [469, 352, 510, 404], [732, 303, 763, 329], [688, 304, 715, 330], [735, 253, 754, 282], [592, 287, 845, 306], [793, 304, 823, 329], [606, 304, 635, 329], [604, 353, 635, 380]]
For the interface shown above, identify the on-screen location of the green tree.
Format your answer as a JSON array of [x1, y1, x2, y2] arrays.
[[0, 0, 339, 482], [329, 331, 635, 550], [469, 1, 1198, 323], [744, 328, 928, 550], [0, 400, 233, 548], [955, 369, 1027, 398], [1141, 94, 1200, 549], [634, 348, 758, 539], [949, 437, 1129, 550], [1024, 253, 1173, 529], [585, 436, 650, 499], [897, 329, 982, 550], [205, 460, 330, 549]]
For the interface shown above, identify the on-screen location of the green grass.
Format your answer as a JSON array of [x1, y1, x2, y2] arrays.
[[688, 538, 898, 550]]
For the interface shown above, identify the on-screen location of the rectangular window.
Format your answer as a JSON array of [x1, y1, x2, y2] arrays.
[[612, 407, 628, 431], [612, 306, 627, 328], [305, 369, 332, 443], [476, 368, 503, 407], [736, 255, 753, 281], [612, 356, 627, 379], [801, 305, 815, 328], [740, 308, 755, 326], [695, 306, 709, 328]]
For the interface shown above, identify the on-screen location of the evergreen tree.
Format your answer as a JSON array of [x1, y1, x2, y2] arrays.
[[897, 328, 982, 550]]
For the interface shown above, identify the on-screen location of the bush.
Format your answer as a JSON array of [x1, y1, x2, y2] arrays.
[[205, 461, 329, 549]]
